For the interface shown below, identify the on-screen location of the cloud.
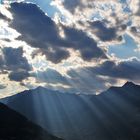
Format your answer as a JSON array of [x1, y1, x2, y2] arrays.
[[51, 0, 121, 22], [0, 47, 31, 81], [40, 48, 70, 64], [84, 57, 140, 81], [88, 20, 118, 41], [52, 0, 118, 15], [0, 1, 140, 96], [0, 5, 13, 20], [62, 0, 82, 14], [8, 69, 30, 81], [65, 57, 140, 93], [32, 68, 69, 85], [0, 12, 9, 21], [29, 68, 118, 94], [7, 2, 107, 63], [52, 0, 140, 46], [0, 84, 6, 89], [67, 68, 118, 94], [1, 47, 31, 71], [62, 25, 107, 60]]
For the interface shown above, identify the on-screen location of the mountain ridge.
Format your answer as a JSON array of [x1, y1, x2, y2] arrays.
[[1, 81, 139, 101], [1, 81, 140, 140]]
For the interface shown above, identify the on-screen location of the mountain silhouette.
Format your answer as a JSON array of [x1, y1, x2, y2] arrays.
[[0, 102, 63, 140], [1, 82, 140, 140]]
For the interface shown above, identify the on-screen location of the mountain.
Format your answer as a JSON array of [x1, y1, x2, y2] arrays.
[[0, 102, 63, 140], [1, 82, 140, 140]]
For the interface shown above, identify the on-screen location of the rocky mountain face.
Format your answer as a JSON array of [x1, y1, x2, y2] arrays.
[[1, 82, 140, 140]]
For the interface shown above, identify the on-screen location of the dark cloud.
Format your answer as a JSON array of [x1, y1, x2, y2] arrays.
[[62, 0, 82, 13], [59, 0, 96, 14], [89, 20, 117, 41], [32, 68, 69, 85], [2, 47, 31, 71], [9, 2, 71, 63], [9, 2, 107, 63], [1, 38, 11, 42], [41, 48, 70, 64], [131, 26, 137, 33], [63, 26, 107, 60], [85, 58, 140, 80], [0, 47, 31, 81], [0, 84, 6, 89], [0, 12, 10, 21], [8, 70, 30, 81], [9, 2, 64, 48]]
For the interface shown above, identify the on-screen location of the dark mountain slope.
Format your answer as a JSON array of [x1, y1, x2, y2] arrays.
[[1, 82, 140, 140], [0, 102, 63, 140]]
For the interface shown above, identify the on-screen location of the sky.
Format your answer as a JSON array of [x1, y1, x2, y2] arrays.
[[0, 0, 140, 98]]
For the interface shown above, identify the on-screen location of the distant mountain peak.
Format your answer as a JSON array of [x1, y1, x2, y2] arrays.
[[105, 81, 137, 93], [123, 81, 136, 88], [35, 86, 46, 91]]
